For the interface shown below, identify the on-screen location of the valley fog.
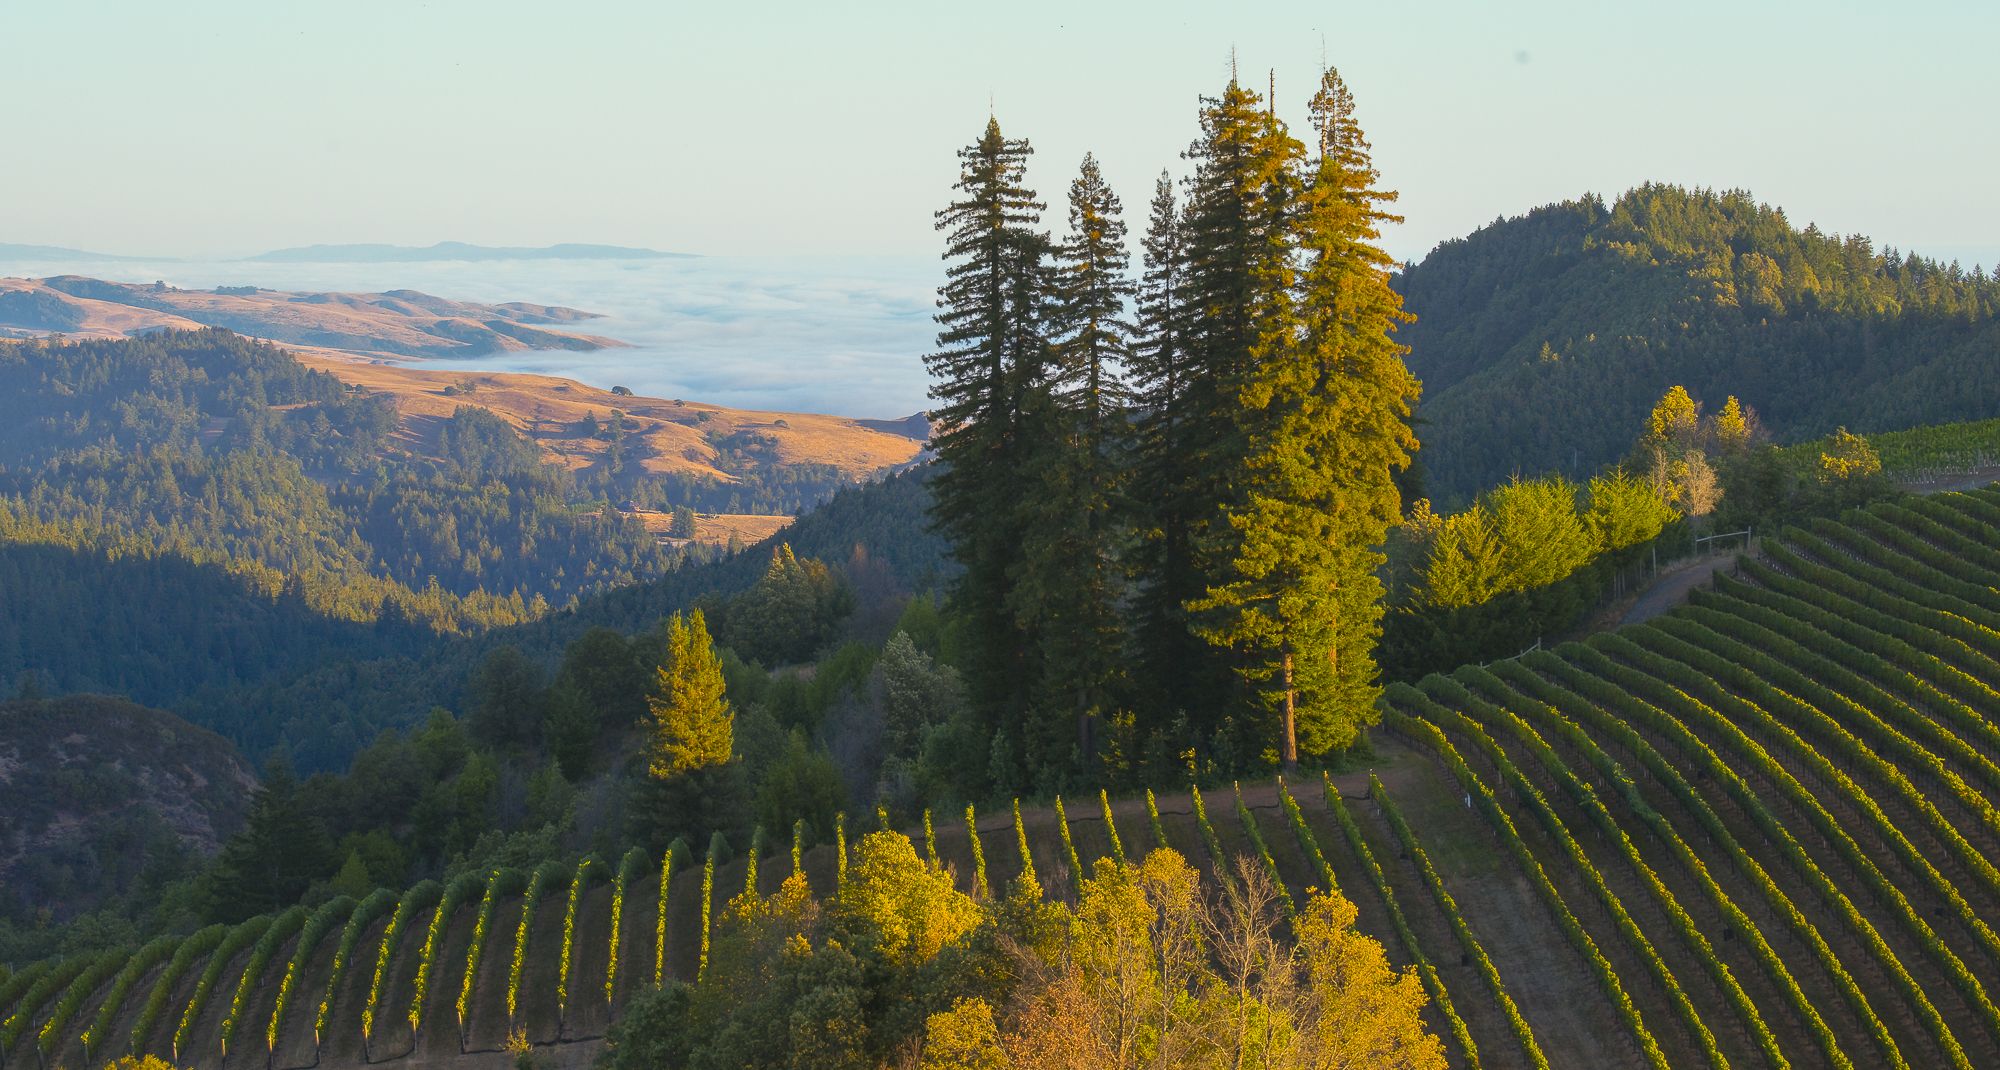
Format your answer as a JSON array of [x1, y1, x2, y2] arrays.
[[0, 252, 939, 417]]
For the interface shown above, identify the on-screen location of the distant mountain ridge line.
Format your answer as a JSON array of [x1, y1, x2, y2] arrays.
[[0, 241, 697, 263], [245, 242, 698, 263]]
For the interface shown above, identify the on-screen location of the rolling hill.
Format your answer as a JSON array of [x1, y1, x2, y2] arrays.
[[11, 485, 2000, 1069], [0, 276, 619, 358], [1399, 184, 2000, 502], [0, 696, 257, 923]]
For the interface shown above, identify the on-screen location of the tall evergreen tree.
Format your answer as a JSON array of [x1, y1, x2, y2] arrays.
[[1171, 76, 1308, 757], [202, 760, 336, 921], [1188, 68, 1417, 767], [1126, 172, 1206, 735], [1012, 154, 1134, 780], [924, 118, 1054, 774], [646, 609, 733, 777]]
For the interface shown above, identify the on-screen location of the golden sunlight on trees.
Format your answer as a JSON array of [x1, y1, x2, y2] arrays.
[[645, 609, 732, 777]]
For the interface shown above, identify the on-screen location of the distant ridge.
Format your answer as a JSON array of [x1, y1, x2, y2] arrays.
[[247, 241, 694, 263], [0, 241, 155, 263]]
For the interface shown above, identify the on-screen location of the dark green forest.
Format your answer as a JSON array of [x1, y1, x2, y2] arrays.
[[1401, 184, 2000, 501]]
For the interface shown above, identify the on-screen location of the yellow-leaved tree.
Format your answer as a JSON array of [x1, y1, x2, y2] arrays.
[[645, 609, 732, 778]]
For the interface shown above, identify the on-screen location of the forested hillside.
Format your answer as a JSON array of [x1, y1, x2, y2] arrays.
[[1401, 184, 2000, 500]]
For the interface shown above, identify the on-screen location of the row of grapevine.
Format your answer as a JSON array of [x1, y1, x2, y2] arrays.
[[1447, 667, 1798, 1070], [1494, 655, 1885, 1070], [217, 905, 307, 1059], [556, 856, 604, 1032], [963, 805, 987, 899], [1, 954, 92, 1056], [0, 962, 52, 1030], [1399, 683, 1732, 1070], [315, 888, 396, 1052], [698, 833, 723, 984], [1385, 706, 1674, 1070], [1745, 542, 2000, 663], [1808, 516, 2000, 616], [409, 873, 484, 1041], [359, 880, 441, 1055], [1144, 789, 1169, 850], [1099, 790, 1126, 865], [1053, 795, 1083, 884], [607, 847, 649, 1010], [507, 863, 565, 1026], [1603, 627, 1977, 1067], [1564, 635, 1938, 1067], [1228, 784, 1295, 916], [654, 841, 686, 988], [744, 828, 764, 897], [1284, 776, 1489, 1070], [1185, 784, 1230, 888], [1692, 593, 2000, 873], [1706, 573, 2000, 771], [1353, 775, 1548, 1070], [132, 924, 224, 1057], [79, 934, 177, 1062], [457, 869, 524, 1048], [921, 810, 937, 866], [269, 896, 355, 1061], [26, 945, 128, 1063], [1643, 612, 2000, 1011], [173, 914, 274, 1062], [1011, 799, 1037, 892]]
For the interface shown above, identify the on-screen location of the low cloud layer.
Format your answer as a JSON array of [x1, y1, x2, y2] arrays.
[[0, 254, 941, 418]]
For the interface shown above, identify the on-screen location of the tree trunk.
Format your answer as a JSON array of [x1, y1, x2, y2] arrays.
[[1281, 650, 1298, 772]]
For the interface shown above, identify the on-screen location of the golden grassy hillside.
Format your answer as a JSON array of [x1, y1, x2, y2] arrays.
[[296, 355, 927, 484]]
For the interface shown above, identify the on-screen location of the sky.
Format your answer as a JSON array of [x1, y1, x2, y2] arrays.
[[3, 1, 1997, 269]]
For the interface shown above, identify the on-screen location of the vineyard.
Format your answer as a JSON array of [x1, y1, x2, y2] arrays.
[[8, 488, 2000, 1069]]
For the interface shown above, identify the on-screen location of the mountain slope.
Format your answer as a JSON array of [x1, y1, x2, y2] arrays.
[[0, 695, 256, 920], [1400, 184, 2000, 500]]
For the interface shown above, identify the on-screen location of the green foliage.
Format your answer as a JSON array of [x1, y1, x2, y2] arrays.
[[646, 609, 733, 777], [173, 913, 274, 1061], [218, 905, 307, 1057], [654, 840, 686, 988], [31, 944, 129, 1060], [408, 872, 483, 1037], [80, 934, 177, 1061], [607, 846, 647, 1008], [1098, 789, 1125, 865], [1229, 783, 1294, 917], [556, 856, 603, 1024], [1398, 184, 2000, 500], [269, 897, 354, 1056], [131, 924, 224, 1055], [752, 731, 845, 848], [717, 544, 854, 666], [2, 954, 95, 1054], [1310, 779, 1497, 1070], [506, 862, 565, 1025], [962, 805, 987, 900], [360, 879, 440, 1048], [698, 833, 725, 984]]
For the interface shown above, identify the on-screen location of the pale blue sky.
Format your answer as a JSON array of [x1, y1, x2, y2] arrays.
[[3, 1, 1995, 267]]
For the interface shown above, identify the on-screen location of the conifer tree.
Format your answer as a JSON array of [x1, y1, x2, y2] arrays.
[[1011, 154, 1134, 777], [925, 117, 1055, 776], [1188, 68, 1417, 766], [1126, 172, 1207, 730], [1173, 75, 1308, 757], [646, 610, 732, 777]]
